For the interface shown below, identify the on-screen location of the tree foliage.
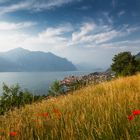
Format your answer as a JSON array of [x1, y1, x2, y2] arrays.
[[136, 57, 140, 71], [111, 52, 139, 76], [48, 80, 62, 96]]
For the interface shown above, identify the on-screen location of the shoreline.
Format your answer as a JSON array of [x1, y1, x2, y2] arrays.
[[49, 71, 116, 94]]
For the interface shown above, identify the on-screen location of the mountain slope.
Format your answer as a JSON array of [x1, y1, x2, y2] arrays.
[[0, 48, 77, 72], [0, 74, 140, 139]]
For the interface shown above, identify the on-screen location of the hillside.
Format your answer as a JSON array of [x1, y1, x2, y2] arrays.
[[0, 48, 77, 72], [1, 74, 140, 139]]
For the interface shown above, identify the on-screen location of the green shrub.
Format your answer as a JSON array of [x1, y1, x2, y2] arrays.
[[0, 83, 42, 115], [48, 80, 62, 96]]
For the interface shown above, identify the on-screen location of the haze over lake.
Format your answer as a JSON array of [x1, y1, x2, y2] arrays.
[[0, 71, 94, 95]]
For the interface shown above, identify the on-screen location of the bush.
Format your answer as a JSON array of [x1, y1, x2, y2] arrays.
[[0, 83, 42, 115], [48, 80, 62, 96]]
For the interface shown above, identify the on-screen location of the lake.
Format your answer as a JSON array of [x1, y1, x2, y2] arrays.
[[0, 71, 94, 95]]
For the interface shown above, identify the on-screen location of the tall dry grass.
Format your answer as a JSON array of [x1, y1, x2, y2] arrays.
[[0, 74, 140, 140]]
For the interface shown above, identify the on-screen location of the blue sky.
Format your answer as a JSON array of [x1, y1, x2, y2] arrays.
[[0, 0, 140, 69]]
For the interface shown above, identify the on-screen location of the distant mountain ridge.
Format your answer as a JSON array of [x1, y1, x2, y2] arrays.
[[0, 48, 77, 72]]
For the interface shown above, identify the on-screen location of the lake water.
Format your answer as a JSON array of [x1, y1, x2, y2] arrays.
[[0, 71, 94, 95]]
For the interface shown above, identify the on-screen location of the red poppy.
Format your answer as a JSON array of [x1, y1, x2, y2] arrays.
[[53, 109, 61, 118], [128, 115, 134, 121], [10, 132, 17, 136], [34, 114, 40, 116], [42, 112, 49, 117], [53, 109, 61, 114], [133, 110, 140, 116]]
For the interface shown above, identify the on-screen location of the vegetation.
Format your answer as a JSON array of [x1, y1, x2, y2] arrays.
[[0, 83, 45, 115], [48, 80, 63, 96], [48, 80, 83, 96], [111, 52, 139, 76], [0, 74, 140, 139], [136, 57, 140, 71]]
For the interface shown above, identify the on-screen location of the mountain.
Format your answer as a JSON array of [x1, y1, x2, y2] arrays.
[[0, 48, 77, 72]]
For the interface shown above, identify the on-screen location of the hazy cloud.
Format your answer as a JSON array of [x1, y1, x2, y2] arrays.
[[0, 0, 10, 3], [118, 10, 125, 17], [0, 21, 36, 30], [100, 40, 140, 55], [111, 0, 117, 8], [71, 22, 96, 44], [0, 1, 31, 15], [76, 5, 91, 10], [0, 0, 81, 15]]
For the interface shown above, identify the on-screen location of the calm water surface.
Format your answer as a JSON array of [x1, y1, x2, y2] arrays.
[[0, 71, 93, 95]]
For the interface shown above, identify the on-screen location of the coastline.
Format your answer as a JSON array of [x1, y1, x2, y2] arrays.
[[49, 71, 116, 94]]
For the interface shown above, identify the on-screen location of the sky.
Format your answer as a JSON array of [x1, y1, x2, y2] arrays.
[[0, 0, 140, 69]]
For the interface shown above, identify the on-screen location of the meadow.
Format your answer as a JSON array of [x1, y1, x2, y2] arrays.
[[1, 74, 140, 140]]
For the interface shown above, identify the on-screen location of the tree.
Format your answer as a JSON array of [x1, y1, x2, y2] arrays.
[[48, 80, 62, 96], [135, 57, 140, 71], [111, 52, 138, 76]]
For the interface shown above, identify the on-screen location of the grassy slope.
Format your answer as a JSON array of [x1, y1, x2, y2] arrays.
[[1, 74, 140, 140]]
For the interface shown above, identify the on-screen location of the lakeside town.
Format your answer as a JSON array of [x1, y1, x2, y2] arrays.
[[59, 72, 116, 93]]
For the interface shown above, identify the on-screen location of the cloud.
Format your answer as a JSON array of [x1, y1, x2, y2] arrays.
[[32, 0, 81, 11], [103, 12, 113, 25], [102, 40, 140, 48], [18, 24, 73, 52], [72, 30, 120, 45], [91, 30, 121, 44], [0, 23, 72, 51], [0, 0, 81, 15], [39, 24, 73, 38], [0, 21, 139, 68], [125, 26, 140, 33], [111, 0, 117, 8], [0, 21, 37, 30], [0, 0, 9, 3], [0, 21, 139, 51], [71, 23, 120, 45], [71, 22, 96, 44], [76, 5, 91, 10], [99, 40, 140, 53], [70, 22, 140, 47], [0, 1, 31, 15], [118, 10, 125, 17]]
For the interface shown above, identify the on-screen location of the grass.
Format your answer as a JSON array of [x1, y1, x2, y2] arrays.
[[1, 74, 140, 139]]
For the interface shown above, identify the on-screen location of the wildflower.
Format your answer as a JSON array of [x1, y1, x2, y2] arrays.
[[0, 136, 3, 139], [34, 114, 40, 117], [10, 132, 17, 137], [53, 109, 61, 118], [133, 110, 140, 116], [35, 112, 49, 117], [128, 115, 134, 121], [42, 112, 49, 117], [53, 109, 61, 114]]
